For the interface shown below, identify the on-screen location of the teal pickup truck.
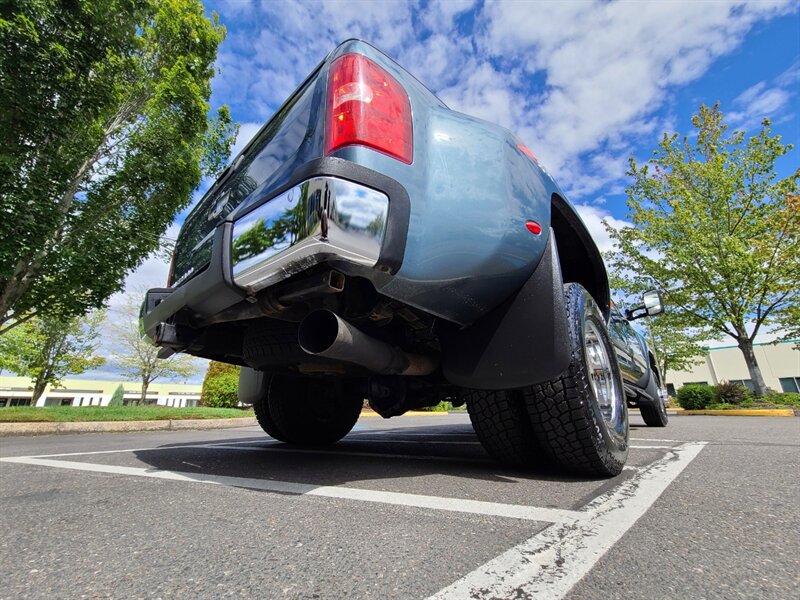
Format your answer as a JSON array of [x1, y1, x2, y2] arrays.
[[141, 40, 667, 477]]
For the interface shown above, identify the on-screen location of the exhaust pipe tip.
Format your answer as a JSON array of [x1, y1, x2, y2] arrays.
[[298, 309, 438, 376], [298, 310, 342, 355]]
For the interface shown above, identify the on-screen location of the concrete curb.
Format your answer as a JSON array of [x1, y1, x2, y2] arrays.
[[0, 410, 462, 436], [358, 410, 458, 417], [670, 408, 794, 417], [0, 417, 258, 437]]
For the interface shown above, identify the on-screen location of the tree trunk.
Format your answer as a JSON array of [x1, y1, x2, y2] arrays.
[[140, 380, 149, 406], [736, 338, 769, 397], [31, 375, 48, 406]]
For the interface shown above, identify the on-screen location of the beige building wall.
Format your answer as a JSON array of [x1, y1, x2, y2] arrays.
[[666, 340, 800, 394], [0, 376, 202, 408]]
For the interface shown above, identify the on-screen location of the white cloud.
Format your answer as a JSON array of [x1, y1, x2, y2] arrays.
[[574, 203, 630, 254], [728, 61, 799, 128], [558, 152, 631, 198], [399, 33, 474, 90], [106, 222, 181, 315], [480, 0, 797, 193], [420, 0, 477, 31], [438, 61, 521, 128], [208, 0, 795, 203], [317, 0, 416, 50], [88, 221, 209, 384]]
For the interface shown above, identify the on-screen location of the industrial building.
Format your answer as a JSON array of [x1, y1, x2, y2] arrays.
[[0, 376, 201, 408], [665, 340, 799, 395]]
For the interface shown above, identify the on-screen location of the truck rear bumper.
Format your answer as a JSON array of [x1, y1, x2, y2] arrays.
[[231, 177, 389, 293], [141, 158, 410, 344]]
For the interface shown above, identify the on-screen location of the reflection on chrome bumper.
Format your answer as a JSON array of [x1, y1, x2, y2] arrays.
[[231, 177, 389, 292]]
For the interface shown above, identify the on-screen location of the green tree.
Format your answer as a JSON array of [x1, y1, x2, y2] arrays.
[[641, 312, 707, 384], [606, 104, 799, 396], [776, 305, 800, 350], [0, 312, 106, 404], [108, 383, 125, 407], [607, 273, 708, 383], [110, 294, 197, 405], [200, 361, 240, 408], [0, 0, 237, 333]]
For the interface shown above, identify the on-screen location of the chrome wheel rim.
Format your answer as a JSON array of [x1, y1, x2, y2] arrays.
[[583, 319, 622, 432]]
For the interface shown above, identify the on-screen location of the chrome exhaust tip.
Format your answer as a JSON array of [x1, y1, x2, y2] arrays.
[[298, 310, 437, 376]]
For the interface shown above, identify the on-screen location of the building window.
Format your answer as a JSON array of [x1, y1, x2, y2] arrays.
[[685, 381, 709, 386], [0, 398, 31, 407], [779, 377, 800, 393], [666, 384, 676, 397]]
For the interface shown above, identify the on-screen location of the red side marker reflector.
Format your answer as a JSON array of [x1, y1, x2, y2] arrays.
[[517, 144, 538, 163], [526, 221, 542, 236]]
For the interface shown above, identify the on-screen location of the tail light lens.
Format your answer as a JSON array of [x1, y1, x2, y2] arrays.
[[325, 53, 413, 164]]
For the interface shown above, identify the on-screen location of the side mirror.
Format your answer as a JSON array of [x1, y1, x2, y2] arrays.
[[642, 289, 664, 316], [625, 289, 664, 320]]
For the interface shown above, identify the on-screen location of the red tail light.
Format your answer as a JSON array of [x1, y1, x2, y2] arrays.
[[325, 53, 413, 164]]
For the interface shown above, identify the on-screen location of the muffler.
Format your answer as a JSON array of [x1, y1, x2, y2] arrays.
[[298, 310, 437, 376]]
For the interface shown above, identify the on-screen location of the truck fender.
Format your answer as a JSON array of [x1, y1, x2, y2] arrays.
[[441, 229, 571, 390]]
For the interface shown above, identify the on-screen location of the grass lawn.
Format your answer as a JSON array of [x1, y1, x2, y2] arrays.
[[0, 406, 253, 423]]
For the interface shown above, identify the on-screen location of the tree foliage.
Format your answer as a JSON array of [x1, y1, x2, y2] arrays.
[[640, 312, 707, 383], [607, 274, 707, 382], [109, 383, 125, 407], [200, 361, 240, 408], [771, 287, 800, 350], [110, 294, 197, 404], [0, 312, 105, 403], [606, 104, 799, 396], [0, 0, 237, 331]]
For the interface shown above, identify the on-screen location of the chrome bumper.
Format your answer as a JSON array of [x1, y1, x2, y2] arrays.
[[230, 177, 389, 292]]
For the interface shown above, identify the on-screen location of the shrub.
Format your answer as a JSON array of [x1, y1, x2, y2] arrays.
[[419, 401, 454, 412], [200, 361, 241, 408], [712, 381, 752, 405], [108, 384, 125, 407], [676, 384, 714, 410], [761, 392, 800, 407]]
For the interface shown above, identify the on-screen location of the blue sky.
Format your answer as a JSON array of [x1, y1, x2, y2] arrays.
[[200, 0, 799, 248], [95, 0, 799, 382]]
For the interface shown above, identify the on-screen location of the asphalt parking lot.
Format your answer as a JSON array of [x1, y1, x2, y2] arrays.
[[1, 413, 798, 600]]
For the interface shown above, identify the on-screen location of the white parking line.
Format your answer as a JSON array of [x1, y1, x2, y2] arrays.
[[0, 455, 582, 524], [2, 437, 704, 600], [18, 441, 283, 459], [425, 442, 707, 600], [629, 445, 677, 449]]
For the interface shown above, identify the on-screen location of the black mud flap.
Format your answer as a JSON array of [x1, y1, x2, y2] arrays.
[[238, 367, 269, 405], [441, 230, 570, 390]]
